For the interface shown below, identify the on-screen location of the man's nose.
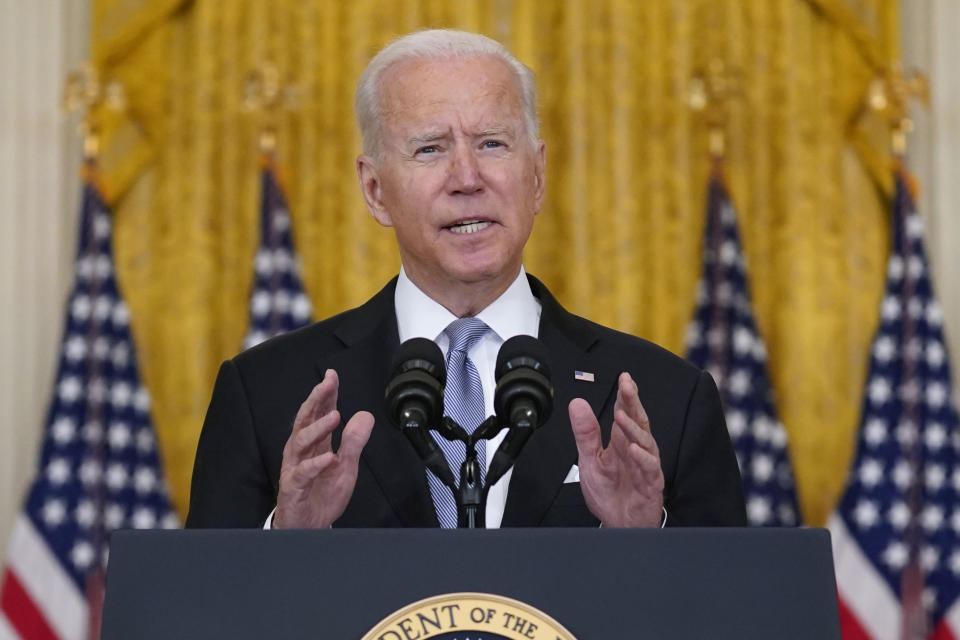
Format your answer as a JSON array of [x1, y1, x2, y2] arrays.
[[447, 146, 483, 195]]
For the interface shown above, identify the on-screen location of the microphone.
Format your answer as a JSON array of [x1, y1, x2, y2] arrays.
[[487, 335, 553, 487], [384, 338, 455, 489]]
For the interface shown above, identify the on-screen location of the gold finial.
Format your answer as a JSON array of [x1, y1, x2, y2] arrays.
[[688, 59, 741, 159], [866, 63, 929, 155], [244, 62, 298, 154], [62, 63, 125, 161]]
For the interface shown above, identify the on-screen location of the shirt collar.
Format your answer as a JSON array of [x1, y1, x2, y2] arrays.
[[395, 266, 541, 344]]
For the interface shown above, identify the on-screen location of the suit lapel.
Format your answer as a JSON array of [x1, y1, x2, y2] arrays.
[[501, 277, 617, 526], [322, 279, 438, 527]]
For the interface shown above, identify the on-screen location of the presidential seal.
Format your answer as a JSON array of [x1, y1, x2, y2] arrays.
[[361, 592, 578, 640]]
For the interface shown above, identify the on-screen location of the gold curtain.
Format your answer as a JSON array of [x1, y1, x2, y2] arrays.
[[91, 0, 899, 526]]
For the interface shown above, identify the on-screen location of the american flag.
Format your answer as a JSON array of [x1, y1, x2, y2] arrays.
[[685, 166, 802, 527], [0, 164, 177, 640], [828, 169, 960, 639], [242, 154, 312, 349]]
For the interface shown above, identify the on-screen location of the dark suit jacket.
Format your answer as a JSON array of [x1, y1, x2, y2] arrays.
[[186, 275, 746, 528]]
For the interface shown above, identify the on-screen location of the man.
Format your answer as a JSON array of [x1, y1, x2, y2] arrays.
[[186, 29, 746, 530]]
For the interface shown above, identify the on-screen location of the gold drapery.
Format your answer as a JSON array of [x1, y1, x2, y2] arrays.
[[92, 0, 899, 526]]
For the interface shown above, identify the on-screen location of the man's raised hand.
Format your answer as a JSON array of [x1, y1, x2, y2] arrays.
[[569, 372, 664, 527], [273, 369, 374, 529]]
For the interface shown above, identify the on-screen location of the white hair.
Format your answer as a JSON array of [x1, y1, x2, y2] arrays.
[[354, 29, 539, 156]]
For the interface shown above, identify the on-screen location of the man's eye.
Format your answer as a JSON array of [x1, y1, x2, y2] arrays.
[[416, 145, 438, 155], [482, 140, 504, 149]]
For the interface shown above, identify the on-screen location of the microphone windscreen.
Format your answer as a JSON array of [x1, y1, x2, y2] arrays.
[[495, 335, 551, 380], [389, 337, 447, 384]]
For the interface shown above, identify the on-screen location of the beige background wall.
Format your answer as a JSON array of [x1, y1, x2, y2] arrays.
[[0, 0, 956, 560]]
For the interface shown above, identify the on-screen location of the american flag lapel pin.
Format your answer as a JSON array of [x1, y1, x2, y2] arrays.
[[574, 370, 595, 382]]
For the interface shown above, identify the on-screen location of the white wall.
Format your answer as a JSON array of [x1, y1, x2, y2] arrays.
[[901, 0, 960, 408], [0, 0, 88, 560]]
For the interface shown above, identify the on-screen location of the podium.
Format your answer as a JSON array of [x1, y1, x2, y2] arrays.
[[101, 527, 840, 639]]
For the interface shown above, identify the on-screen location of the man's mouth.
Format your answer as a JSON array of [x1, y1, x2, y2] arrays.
[[445, 219, 493, 235]]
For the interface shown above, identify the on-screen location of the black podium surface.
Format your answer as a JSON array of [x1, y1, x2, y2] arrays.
[[101, 527, 840, 639]]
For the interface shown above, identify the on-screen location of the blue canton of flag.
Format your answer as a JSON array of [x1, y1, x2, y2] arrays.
[[829, 170, 960, 640], [685, 168, 802, 527], [0, 165, 178, 640], [243, 156, 312, 349]]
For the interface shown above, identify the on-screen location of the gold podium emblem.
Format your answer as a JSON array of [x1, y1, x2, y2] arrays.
[[362, 592, 578, 640]]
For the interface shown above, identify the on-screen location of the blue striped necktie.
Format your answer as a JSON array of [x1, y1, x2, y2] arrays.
[[427, 317, 489, 528]]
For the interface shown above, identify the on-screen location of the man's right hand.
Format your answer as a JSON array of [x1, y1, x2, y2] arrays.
[[273, 369, 374, 529]]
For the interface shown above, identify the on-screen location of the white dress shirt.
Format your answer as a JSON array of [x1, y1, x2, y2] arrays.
[[395, 266, 542, 528]]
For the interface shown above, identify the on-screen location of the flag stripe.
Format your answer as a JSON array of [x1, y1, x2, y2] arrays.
[[4, 516, 84, 640], [0, 611, 22, 640], [837, 595, 875, 640], [830, 514, 900, 639], [0, 570, 59, 640]]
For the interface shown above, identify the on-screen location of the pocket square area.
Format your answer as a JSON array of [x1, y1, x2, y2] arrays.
[[563, 465, 580, 483]]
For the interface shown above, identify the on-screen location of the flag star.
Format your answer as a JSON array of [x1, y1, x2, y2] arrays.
[[853, 500, 879, 529], [112, 342, 130, 368], [906, 214, 924, 239], [922, 546, 940, 572], [893, 460, 914, 490], [720, 203, 736, 225], [907, 255, 924, 279], [923, 588, 937, 612], [858, 458, 884, 488], [953, 509, 960, 534], [751, 339, 767, 361], [79, 459, 103, 486], [882, 542, 909, 570], [272, 249, 293, 273], [951, 551, 960, 576], [112, 300, 129, 327], [746, 496, 771, 525], [905, 338, 923, 364], [728, 369, 751, 397], [715, 282, 733, 305], [889, 502, 911, 530], [52, 416, 77, 444], [93, 213, 111, 239], [752, 416, 773, 443], [87, 377, 108, 403], [136, 429, 155, 453], [105, 503, 126, 530], [105, 463, 129, 491], [251, 290, 271, 317], [706, 327, 726, 349], [896, 421, 918, 446], [925, 423, 947, 451], [898, 380, 920, 403], [751, 454, 774, 483], [273, 290, 291, 313], [58, 376, 83, 403], [864, 418, 888, 446], [926, 383, 947, 408], [75, 500, 97, 528], [272, 209, 291, 232], [777, 504, 797, 526], [111, 382, 132, 408], [291, 293, 311, 321], [65, 335, 87, 362], [770, 423, 788, 448], [94, 294, 113, 320], [908, 297, 924, 319], [71, 541, 95, 570], [76, 255, 94, 280], [922, 505, 944, 532], [162, 512, 179, 529], [94, 254, 112, 279], [83, 420, 104, 445], [46, 458, 71, 485], [868, 377, 892, 405], [71, 295, 91, 321], [926, 301, 943, 326], [726, 411, 747, 438], [254, 250, 273, 276], [881, 297, 901, 321], [92, 337, 110, 360], [131, 507, 157, 529], [42, 499, 67, 527], [134, 466, 157, 494], [887, 255, 904, 280], [133, 386, 151, 413], [926, 465, 946, 492], [926, 341, 946, 368], [108, 421, 131, 450], [720, 240, 738, 265], [732, 326, 753, 355], [872, 336, 896, 363]]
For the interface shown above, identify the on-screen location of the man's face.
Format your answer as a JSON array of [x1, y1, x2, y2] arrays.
[[358, 55, 545, 299]]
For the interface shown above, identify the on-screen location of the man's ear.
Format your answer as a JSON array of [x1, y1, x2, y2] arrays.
[[357, 154, 393, 227], [532, 140, 546, 213]]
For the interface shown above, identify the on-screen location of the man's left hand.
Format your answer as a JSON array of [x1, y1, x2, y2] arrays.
[[569, 372, 664, 527]]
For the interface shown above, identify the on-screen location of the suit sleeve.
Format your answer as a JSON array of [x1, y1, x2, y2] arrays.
[[185, 360, 276, 528], [665, 370, 747, 526]]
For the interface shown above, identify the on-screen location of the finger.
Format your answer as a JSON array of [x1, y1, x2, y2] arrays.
[[290, 451, 337, 485], [612, 408, 659, 457], [336, 411, 374, 466], [285, 410, 340, 465], [617, 372, 651, 432], [626, 443, 665, 491], [292, 369, 340, 434], [569, 398, 603, 460]]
